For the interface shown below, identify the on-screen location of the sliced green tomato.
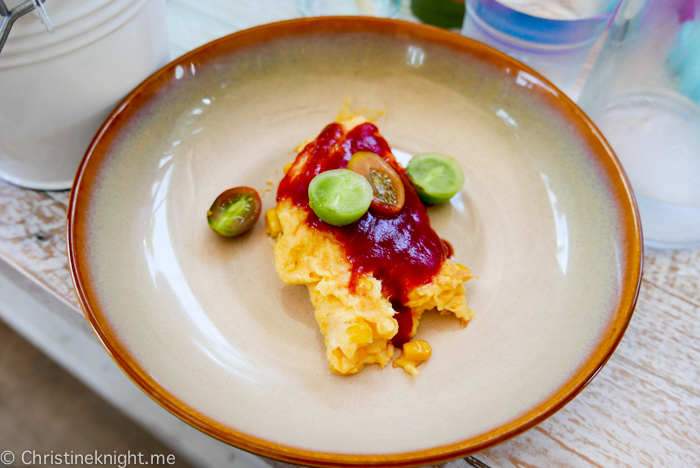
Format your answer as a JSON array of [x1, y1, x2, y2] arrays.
[[308, 169, 373, 226], [347, 151, 405, 215], [207, 187, 262, 237], [406, 152, 465, 204]]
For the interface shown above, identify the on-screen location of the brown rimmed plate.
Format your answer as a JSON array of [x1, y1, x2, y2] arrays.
[[67, 17, 642, 467]]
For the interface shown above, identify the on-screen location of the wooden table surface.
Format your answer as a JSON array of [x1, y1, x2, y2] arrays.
[[1, 1, 699, 467]]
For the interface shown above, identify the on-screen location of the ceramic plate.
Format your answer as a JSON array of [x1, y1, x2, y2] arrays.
[[68, 18, 642, 467]]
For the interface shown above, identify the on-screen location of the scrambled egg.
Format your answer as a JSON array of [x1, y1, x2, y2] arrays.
[[267, 112, 473, 377]]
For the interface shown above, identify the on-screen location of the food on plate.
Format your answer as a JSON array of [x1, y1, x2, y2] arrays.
[[267, 111, 473, 377], [308, 169, 373, 226], [392, 339, 432, 376], [207, 187, 261, 237], [347, 151, 405, 215], [406, 152, 465, 204]]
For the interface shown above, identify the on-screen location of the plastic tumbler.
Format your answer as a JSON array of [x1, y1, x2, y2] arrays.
[[461, 0, 620, 93], [578, 0, 700, 249]]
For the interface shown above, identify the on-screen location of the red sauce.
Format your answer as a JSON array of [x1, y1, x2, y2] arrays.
[[441, 239, 454, 259], [391, 303, 414, 348], [277, 122, 451, 346]]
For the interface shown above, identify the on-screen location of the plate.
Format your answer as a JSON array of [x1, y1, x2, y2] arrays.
[[68, 18, 642, 467]]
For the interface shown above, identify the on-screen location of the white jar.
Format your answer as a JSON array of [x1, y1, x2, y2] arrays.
[[0, 0, 169, 189]]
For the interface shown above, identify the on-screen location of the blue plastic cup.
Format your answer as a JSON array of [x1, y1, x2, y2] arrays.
[[461, 0, 620, 93]]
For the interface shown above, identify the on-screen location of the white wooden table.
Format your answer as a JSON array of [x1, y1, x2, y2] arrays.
[[0, 1, 698, 467]]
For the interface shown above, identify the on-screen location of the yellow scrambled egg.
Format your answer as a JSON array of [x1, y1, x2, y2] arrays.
[[267, 112, 473, 377]]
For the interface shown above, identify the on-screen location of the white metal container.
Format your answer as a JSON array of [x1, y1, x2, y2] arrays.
[[0, 0, 169, 189]]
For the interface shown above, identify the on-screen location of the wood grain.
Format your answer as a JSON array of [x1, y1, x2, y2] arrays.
[[0, 180, 78, 310], [476, 354, 700, 467], [616, 278, 700, 395], [643, 249, 700, 308]]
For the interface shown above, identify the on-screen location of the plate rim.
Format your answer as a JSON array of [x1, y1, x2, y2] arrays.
[[67, 16, 643, 467]]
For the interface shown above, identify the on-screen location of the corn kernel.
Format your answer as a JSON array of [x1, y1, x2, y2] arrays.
[[347, 322, 373, 345], [358, 279, 373, 292], [283, 162, 293, 175], [456, 263, 468, 270], [265, 206, 281, 237], [402, 340, 431, 361], [392, 355, 419, 377]]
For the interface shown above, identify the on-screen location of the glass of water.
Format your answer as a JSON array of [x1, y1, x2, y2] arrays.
[[578, 0, 700, 249]]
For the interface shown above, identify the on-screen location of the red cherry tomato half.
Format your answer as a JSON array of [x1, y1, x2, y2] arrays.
[[347, 151, 405, 215], [207, 187, 262, 237]]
